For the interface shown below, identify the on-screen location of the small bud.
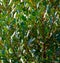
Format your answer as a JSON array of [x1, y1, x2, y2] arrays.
[[21, 0, 23, 2]]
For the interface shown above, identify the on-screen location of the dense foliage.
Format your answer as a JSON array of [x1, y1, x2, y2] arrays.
[[0, 0, 60, 63]]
